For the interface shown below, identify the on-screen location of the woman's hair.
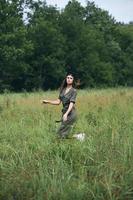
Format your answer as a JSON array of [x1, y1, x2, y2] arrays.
[[59, 73, 77, 93]]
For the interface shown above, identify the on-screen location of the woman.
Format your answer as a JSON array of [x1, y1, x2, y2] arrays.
[[42, 73, 78, 139]]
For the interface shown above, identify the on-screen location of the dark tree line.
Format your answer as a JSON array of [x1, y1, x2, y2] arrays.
[[0, 0, 133, 92]]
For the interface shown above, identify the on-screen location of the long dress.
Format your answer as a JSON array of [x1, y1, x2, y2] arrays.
[[57, 87, 78, 138]]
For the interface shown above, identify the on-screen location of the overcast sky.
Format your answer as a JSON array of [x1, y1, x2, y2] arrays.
[[46, 0, 133, 23]]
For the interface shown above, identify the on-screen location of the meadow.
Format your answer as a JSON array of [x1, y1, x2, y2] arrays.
[[0, 87, 133, 200]]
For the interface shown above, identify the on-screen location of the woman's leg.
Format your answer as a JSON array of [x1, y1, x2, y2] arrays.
[[57, 111, 77, 138], [57, 121, 73, 138]]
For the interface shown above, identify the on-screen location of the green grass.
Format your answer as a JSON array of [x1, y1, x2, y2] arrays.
[[0, 87, 133, 200]]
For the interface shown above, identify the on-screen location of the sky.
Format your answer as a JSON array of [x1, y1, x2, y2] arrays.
[[46, 0, 133, 23]]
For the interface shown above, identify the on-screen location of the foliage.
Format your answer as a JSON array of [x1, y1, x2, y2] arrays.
[[0, 0, 133, 92]]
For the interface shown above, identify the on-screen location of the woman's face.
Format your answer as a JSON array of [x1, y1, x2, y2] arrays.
[[66, 75, 74, 85]]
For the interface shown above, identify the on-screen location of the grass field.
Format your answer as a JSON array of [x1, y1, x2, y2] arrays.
[[0, 87, 133, 200]]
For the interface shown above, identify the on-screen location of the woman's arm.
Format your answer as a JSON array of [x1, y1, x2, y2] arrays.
[[63, 89, 77, 122], [65, 102, 74, 115], [63, 102, 74, 121], [42, 98, 61, 105]]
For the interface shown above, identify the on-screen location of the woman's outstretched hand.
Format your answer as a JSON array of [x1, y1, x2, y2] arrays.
[[41, 100, 49, 104]]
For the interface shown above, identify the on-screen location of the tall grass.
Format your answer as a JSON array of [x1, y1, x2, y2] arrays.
[[0, 87, 133, 200]]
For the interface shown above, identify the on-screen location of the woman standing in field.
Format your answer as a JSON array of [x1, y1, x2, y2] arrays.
[[42, 73, 78, 139]]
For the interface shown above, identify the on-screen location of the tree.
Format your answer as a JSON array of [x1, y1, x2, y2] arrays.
[[0, 0, 33, 91], [27, 1, 66, 90]]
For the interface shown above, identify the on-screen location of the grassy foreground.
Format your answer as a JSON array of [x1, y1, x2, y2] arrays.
[[0, 88, 133, 200]]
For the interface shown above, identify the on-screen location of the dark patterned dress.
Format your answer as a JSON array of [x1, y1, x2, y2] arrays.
[[57, 87, 78, 138]]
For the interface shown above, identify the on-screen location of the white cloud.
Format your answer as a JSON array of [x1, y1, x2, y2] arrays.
[[93, 0, 133, 23]]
